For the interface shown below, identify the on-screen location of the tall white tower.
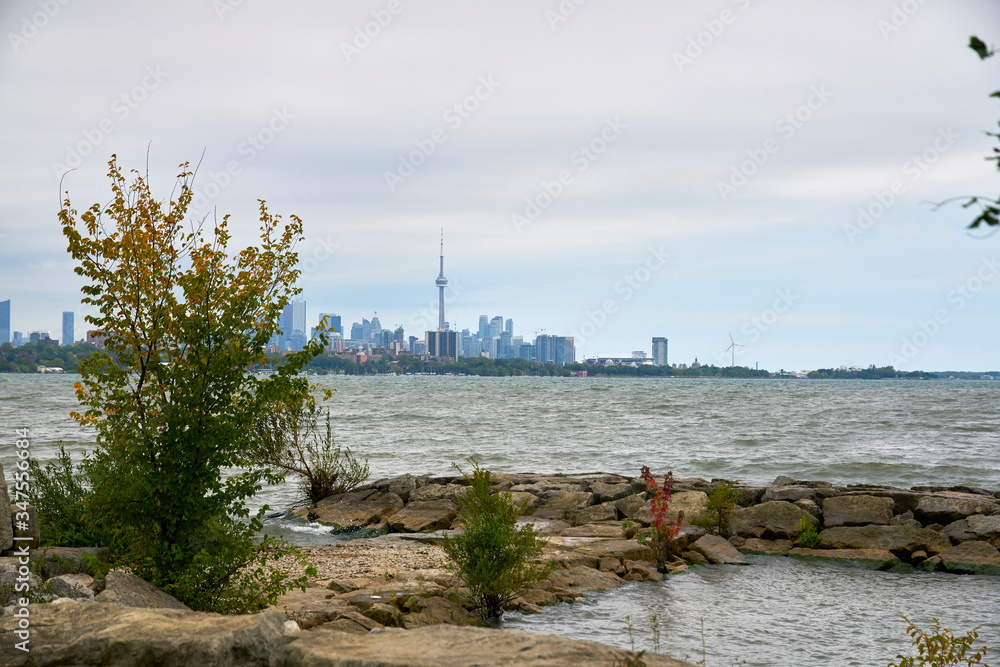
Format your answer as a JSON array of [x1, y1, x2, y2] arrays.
[[435, 230, 447, 330]]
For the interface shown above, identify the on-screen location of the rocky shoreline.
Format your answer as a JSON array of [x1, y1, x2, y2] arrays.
[[2, 471, 999, 665]]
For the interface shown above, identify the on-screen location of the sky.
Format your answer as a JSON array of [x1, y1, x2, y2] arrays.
[[1, 1, 999, 371]]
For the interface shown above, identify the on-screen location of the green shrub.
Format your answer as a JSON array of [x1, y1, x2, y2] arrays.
[[888, 616, 989, 666], [442, 460, 554, 620], [27, 446, 102, 548], [691, 480, 740, 537], [794, 516, 819, 547]]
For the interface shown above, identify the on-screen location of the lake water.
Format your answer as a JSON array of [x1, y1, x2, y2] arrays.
[[1, 374, 998, 665]]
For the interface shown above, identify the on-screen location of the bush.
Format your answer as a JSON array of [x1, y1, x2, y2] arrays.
[[691, 480, 740, 538], [888, 616, 989, 666], [27, 446, 102, 548], [635, 466, 683, 572], [441, 460, 554, 620], [252, 397, 369, 506], [794, 516, 819, 547]]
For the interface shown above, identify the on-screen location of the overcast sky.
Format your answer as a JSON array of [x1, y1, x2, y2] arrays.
[[2, 1, 999, 371]]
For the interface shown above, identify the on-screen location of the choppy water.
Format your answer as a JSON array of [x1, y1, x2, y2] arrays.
[[1, 374, 998, 665]]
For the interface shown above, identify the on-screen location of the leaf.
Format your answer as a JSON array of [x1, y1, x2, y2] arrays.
[[969, 35, 994, 60]]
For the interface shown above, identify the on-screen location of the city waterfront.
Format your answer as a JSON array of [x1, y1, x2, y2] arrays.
[[1, 374, 998, 665]]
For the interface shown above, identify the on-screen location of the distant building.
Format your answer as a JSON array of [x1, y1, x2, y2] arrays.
[[408, 335, 418, 354], [478, 315, 489, 341], [351, 322, 364, 340], [62, 311, 74, 347], [12, 331, 22, 347], [426, 330, 458, 361], [29, 331, 53, 345], [0, 300, 9, 345], [86, 330, 107, 348], [534, 334, 575, 365], [319, 313, 341, 335], [652, 337, 668, 366], [281, 300, 306, 351]]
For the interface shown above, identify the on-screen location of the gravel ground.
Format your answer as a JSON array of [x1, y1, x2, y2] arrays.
[[271, 540, 452, 585]]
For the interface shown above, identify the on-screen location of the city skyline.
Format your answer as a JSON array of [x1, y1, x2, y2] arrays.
[[1, 3, 998, 370]]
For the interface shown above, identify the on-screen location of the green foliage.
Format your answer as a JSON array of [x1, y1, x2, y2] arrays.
[[691, 480, 740, 537], [441, 459, 554, 620], [27, 446, 101, 547], [252, 396, 369, 506], [961, 35, 1000, 230], [794, 516, 819, 547], [56, 156, 323, 613], [888, 616, 989, 667]]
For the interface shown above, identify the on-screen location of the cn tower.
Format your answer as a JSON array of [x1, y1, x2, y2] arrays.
[[435, 229, 447, 330]]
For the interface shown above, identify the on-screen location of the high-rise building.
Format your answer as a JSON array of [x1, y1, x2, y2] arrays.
[[12, 332, 22, 347], [361, 318, 372, 342], [435, 231, 448, 330], [62, 311, 74, 346], [394, 327, 405, 344], [408, 335, 418, 354], [489, 316, 503, 340], [380, 330, 392, 348], [319, 313, 341, 335], [281, 300, 306, 351], [426, 330, 458, 360], [371, 314, 382, 341], [0, 300, 9, 345], [505, 318, 513, 336], [350, 322, 364, 341], [652, 337, 668, 366], [478, 315, 489, 341], [534, 334, 575, 365]]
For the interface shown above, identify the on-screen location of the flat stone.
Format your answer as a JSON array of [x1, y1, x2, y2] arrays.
[[915, 494, 999, 525], [533, 491, 595, 520], [573, 539, 654, 563], [623, 560, 664, 582], [691, 535, 746, 565], [283, 598, 383, 632], [283, 624, 693, 666], [402, 596, 476, 628], [732, 501, 815, 540], [571, 501, 618, 525], [313, 489, 404, 530], [967, 514, 1000, 541], [615, 494, 647, 520], [386, 500, 458, 533], [544, 565, 624, 594], [843, 488, 924, 515], [787, 547, 902, 570], [508, 491, 543, 515], [0, 603, 285, 666], [47, 573, 95, 599], [822, 495, 894, 527], [387, 475, 418, 503], [559, 523, 626, 538], [590, 482, 634, 504], [94, 571, 190, 610], [939, 541, 1000, 575], [738, 538, 793, 555], [409, 484, 469, 503], [817, 525, 951, 555]]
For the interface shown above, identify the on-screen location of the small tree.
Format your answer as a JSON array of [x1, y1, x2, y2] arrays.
[[442, 460, 554, 620], [691, 480, 740, 538], [888, 616, 989, 667], [636, 466, 683, 573], [57, 156, 319, 612]]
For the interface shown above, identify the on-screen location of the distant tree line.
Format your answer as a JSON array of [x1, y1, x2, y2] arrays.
[[807, 366, 936, 380], [0, 342, 96, 373]]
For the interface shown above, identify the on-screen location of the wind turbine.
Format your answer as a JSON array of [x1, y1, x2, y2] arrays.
[[725, 333, 744, 368]]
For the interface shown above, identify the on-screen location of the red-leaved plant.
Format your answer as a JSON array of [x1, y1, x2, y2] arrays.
[[637, 466, 684, 573]]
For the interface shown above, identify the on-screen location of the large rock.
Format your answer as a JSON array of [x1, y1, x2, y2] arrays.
[[634, 491, 707, 527], [590, 482, 634, 504], [915, 494, 999, 525], [47, 573, 95, 600], [386, 475, 418, 503], [94, 571, 190, 610], [409, 484, 469, 503], [386, 500, 458, 533], [402, 596, 476, 628], [0, 463, 12, 551], [762, 485, 837, 504], [822, 495, 894, 527], [282, 598, 383, 632], [508, 491, 543, 515], [817, 525, 951, 555], [787, 548, 902, 570], [30, 546, 111, 578], [967, 515, 1000, 547], [313, 489, 404, 529], [732, 501, 815, 540], [842, 488, 923, 515], [283, 624, 693, 666], [691, 535, 745, 565], [572, 539, 654, 564], [0, 602, 288, 666], [738, 538, 793, 555], [542, 565, 625, 595], [571, 501, 618, 525], [533, 491, 594, 520], [615, 493, 647, 520], [939, 541, 1000, 575]]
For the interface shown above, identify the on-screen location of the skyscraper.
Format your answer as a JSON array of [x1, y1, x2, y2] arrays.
[[435, 231, 448, 331], [505, 318, 513, 336], [478, 315, 489, 341], [0, 300, 9, 345], [489, 316, 503, 340], [319, 313, 341, 335], [62, 311, 74, 346], [281, 300, 306, 351], [652, 337, 668, 366]]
